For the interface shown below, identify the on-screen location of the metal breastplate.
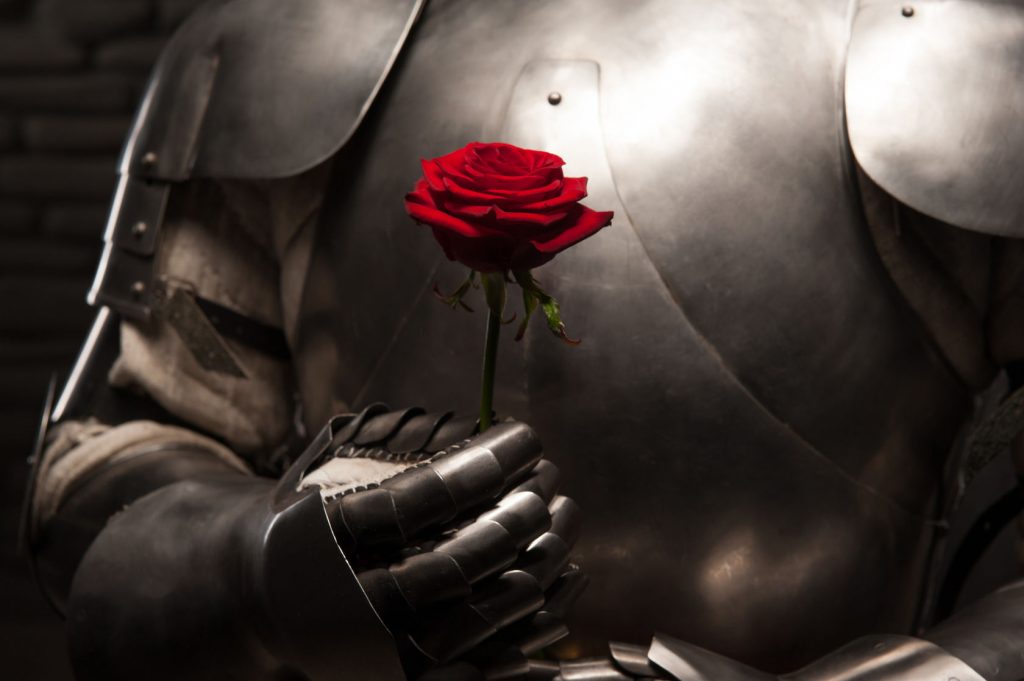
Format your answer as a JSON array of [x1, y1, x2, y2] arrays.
[[295, 0, 971, 670]]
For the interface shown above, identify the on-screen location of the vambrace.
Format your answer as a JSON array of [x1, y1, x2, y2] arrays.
[[67, 473, 402, 681], [53, 430, 403, 681]]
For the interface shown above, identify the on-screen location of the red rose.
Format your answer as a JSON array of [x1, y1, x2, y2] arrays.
[[404, 142, 613, 272]]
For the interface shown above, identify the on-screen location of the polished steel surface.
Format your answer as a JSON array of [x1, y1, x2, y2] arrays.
[[609, 641, 660, 677], [68, 475, 406, 681], [51, 307, 117, 423], [846, 0, 1024, 237], [297, 0, 973, 669], [649, 635, 774, 680], [121, 0, 422, 180], [788, 635, 985, 681], [647, 633, 987, 681], [19, 377, 57, 612], [91, 0, 421, 319], [925, 579, 1024, 681]]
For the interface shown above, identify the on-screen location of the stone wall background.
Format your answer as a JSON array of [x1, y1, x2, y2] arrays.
[[0, 1, 204, 677]]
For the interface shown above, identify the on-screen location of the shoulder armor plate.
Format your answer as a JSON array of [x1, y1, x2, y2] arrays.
[[846, 0, 1024, 237], [122, 0, 423, 180], [90, 0, 421, 318]]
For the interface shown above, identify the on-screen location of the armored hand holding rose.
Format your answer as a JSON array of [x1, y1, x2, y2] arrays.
[[40, 404, 582, 680]]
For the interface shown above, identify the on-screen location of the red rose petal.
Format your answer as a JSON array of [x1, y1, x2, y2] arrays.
[[444, 176, 563, 207], [529, 206, 614, 253], [442, 177, 506, 204], [435, 146, 469, 170], [442, 200, 495, 219], [405, 142, 611, 273], [470, 142, 540, 172], [436, 150, 489, 191], [464, 144, 522, 176], [467, 144, 523, 174], [467, 156, 558, 188], [431, 227, 516, 272], [405, 198, 489, 237], [420, 159, 448, 192], [446, 142, 566, 192], [404, 179, 435, 206], [515, 176, 588, 211], [463, 164, 554, 190], [487, 178, 563, 201], [494, 205, 572, 227]]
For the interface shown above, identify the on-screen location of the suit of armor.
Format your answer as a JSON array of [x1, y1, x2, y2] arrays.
[[22, 0, 1024, 679]]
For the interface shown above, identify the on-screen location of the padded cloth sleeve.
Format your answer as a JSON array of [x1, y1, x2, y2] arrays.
[[33, 419, 249, 528], [105, 176, 321, 455]]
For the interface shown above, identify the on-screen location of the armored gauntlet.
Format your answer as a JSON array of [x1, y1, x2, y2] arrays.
[[42, 406, 581, 681]]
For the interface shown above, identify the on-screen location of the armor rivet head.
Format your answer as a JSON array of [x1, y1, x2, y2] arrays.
[[131, 221, 148, 238], [901, 5, 914, 17], [130, 281, 146, 298], [547, 91, 562, 106], [141, 151, 158, 169]]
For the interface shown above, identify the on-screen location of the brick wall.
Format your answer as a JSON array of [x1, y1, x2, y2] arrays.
[[0, 1, 204, 677]]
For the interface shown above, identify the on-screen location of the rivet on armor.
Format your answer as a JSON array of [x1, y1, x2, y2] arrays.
[[141, 151, 158, 169], [131, 221, 148, 238], [547, 92, 562, 106], [130, 281, 146, 298], [901, 5, 914, 17]]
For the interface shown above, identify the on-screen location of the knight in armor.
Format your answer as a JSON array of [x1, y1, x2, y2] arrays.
[[21, 0, 1024, 679]]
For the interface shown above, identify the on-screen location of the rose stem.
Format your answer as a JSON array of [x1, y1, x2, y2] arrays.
[[479, 305, 501, 433]]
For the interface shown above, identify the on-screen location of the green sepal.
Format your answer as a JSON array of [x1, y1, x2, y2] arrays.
[[515, 287, 539, 341], [512, 270, 580, 345], [433, 270, 477, 312]]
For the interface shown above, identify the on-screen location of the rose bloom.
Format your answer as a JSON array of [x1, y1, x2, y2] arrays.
[[404, 142, 613, 272]]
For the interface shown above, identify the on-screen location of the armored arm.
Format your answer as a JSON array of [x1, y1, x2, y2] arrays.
[[24, 2, 587, 677], [29, 206, 583, 680], [40, 398, 581, 680]]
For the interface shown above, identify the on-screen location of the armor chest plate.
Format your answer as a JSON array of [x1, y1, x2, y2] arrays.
[[296, 0, 971, 669]]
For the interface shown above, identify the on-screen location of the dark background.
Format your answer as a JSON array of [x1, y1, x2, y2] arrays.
[[0, 1, 1020, 679], [0, 1, 205, 677]]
